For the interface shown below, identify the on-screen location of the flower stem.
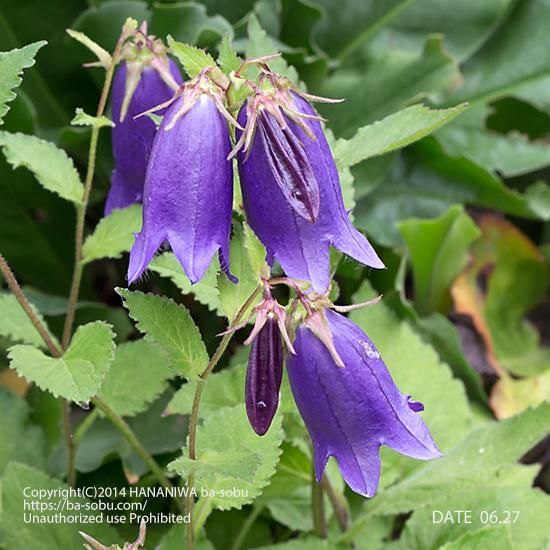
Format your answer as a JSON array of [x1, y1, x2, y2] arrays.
[[0, 254, 61, 358], [231, 505, 263, 550], [321, 474, 350, 533], [61, 34, 125, 350], [92, 396, 182, 509], [186, 285, 262, 549], [0, 255, 80, 485], [312, 466, 327, 538]]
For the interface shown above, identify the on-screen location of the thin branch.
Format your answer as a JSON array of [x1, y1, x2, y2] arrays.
[[0, 254, 61, 358], [186, 285, 262, 549], [61, 33, 125, 350], [321, 474, 350, 533]]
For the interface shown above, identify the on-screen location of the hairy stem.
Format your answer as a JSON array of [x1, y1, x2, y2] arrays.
[[93, 396, 182, 510], [61, 35, 124, 350], [312, 467, 327, 538], [186, 286, 262, 549], [0, 255, 81, 485], [0, 254, 61, 358]]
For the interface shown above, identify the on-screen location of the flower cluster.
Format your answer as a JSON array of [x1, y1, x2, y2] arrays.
[[104, 28, 440, 497]]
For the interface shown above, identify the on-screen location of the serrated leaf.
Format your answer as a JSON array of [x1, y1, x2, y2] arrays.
[[82, 204, 142, 264], [99, 340, 173, 417], [367, 403, 550, 517], [0, 388, 46, 475], [333, 103, 467, 170], [217, 35, 241, 74], [167, 364, 245, 416], [399, 205, 481, 315], [117, 289, 208, 379], [0, 41, 46, 124], [168, 36, 217, 78], [168, 405, 283, 511], [8, 321, 115, 403], [218, 223, 262, 321], [0, 131, 83, 203], [150, 252, 222, 314], [243, 222, 268, 278], [1, 462, 120, 549], [0, 293, 56, 348], [71, 107, 114, 129]]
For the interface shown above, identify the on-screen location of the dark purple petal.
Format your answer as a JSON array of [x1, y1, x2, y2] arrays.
[[106, 60, 183, 215], [127, 93, 233, 284], [257, 113, 320, 223], [286, 310, 440, 497], [246, 317, 283, 436], [237, 94, 383, 293]]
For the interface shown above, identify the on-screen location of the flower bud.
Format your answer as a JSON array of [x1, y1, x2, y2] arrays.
[[245, 316, 283, 436]]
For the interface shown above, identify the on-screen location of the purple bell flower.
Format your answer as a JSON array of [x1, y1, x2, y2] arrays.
[[106, 57, 182, 214], [236, 90, 384, 293], [286, 309, 441, 497], [245, 316, 283, 436], [127, 81, 233, 284]]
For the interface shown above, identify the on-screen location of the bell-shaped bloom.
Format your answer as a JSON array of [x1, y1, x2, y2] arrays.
[[236, 92, 384, 293], [106, 59, 182, 214], [286, 309, 441, 497], [245, 316, 283, 436], [127, 91, 233, 284]]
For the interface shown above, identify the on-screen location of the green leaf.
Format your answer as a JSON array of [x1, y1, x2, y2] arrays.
[[0, 388, 46, 475], [398, 486, 550, 550], [82, 204, 142, 264], [354, 139, 549, 247], [150, 252, 222, 315], [350, 282, 473, 482], [168, 405, 283, 510], [70, 107, 114, 129], [368, 0, 514, 61], [0, 293, 56, 348], [436, 106, 550, 177], [0, 131, 83, 203], [168, 36, 217, 78], [449, 0, 550, 104], [312, 0, 413, 59], [217, 34, 241, 74], [246, 15, 299, 83], [75, 391, 185, 479], [218, 223, 262, 321], [1, 462, 121, 549], [0, 41, 46, 124], [440, 527, 511, 550], [491, 371, 550, 419], [8, 321, 115, 403], [117, 288, 208, 380], [167, 363, 245, 416], [151, 4, 232, 49], [99, 340, 173, 417], [243, 222, 268, 278], [334, 104, 467, 170], [399, 205, 480, 315], [367, 403, 550, 516], [320, 36, 461, 137]]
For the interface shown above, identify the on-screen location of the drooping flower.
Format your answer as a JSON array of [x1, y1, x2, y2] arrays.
[[106, 28, 182, 214], [127, 72, 234, 284], [286, 309, 441, 497], [235, 85, 384, 293]]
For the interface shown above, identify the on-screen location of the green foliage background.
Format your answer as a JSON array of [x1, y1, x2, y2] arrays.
[[0, 0, 549, 548]]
